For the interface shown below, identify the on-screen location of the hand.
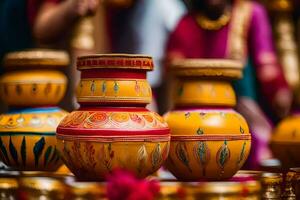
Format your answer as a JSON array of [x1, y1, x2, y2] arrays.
[[68, 0, 99, 17], [272, 88, 292, 118]]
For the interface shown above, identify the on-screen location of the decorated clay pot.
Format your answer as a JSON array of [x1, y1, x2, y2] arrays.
[[57, 54, 170, 181], [271, 113, 300, 169], [0, 49, 69, 171], [164, 59, 251, 181], [0, 50, 68, 107]]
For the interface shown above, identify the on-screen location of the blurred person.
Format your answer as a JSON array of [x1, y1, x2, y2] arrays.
[[30, 0, 186, 112], [28, 0, 99, 43], [28, 0, 99, 111], [166, 0, 292, 169], [106, 0, 186, 112]]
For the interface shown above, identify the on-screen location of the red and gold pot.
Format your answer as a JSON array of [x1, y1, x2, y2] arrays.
[[57, 54, 170, 181], [164, 59, 251, 181]]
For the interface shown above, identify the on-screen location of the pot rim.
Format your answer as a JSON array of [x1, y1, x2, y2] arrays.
[[77, 54, 154, 71]]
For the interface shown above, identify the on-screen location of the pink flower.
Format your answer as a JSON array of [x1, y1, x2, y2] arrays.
[[106, 169, 160, 200]]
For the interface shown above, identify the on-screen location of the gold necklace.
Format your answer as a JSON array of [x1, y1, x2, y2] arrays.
[[196, 10, 231, 30]]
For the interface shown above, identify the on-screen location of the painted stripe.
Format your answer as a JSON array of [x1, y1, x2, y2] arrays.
[[0, 132, 56, 136], [171, 134, 251, 141], [57, 134, 170, 142]]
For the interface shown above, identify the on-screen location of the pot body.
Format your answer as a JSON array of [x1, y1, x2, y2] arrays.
[[164, 59, 251, 181], [0, 70, 67, 107], [164, 108, 251, 180], [57, 54, 170, 181], [57, 108, 170, 180], [271, 114, 300, 169], [0, 107, 67, 171]]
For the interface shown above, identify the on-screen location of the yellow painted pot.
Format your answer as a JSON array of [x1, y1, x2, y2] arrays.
[[0, 107, 67, 171], [57, 54, 170, 181], [0, 70, 67, 106], [271, 114, 300, 169], [164, 59, 251, 181], [0, 49, 69, 107], [164, 109, 251, 180]]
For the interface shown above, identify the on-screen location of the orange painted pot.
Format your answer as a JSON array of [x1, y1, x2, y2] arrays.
[[57, 54, 170, 181], [271, 113, 300, 169], [164, 59, 251, 181]]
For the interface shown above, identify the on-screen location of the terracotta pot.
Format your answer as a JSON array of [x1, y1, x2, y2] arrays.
[[57, 54, 170, 181], [271, 113, 300, 169], [0, 49, 69, 171], [164, 59, 251, 181]]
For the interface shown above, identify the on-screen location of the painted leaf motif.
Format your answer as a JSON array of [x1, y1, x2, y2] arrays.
[[21, 136, 26, 166], [113, 81, 119, 94], [237, 142, 246, 166], [176, 142, 192, 172], [151, 143, 162, 169], [194, 142, 210, 176], [197, 128, 204, 135], [9, 136, 18, 165], [0, 137, 10, 165], [102, 81, 107, 94], [194, 142, 210, 165], [44, 146, 53, 166], [184, 112, 191, 119], [90, 81, 96, 93], [137, 144, 148, 173], [199, 112, 206, 118], [240, 126, 244, 134], [217, 141, 230, 169], [33, 137, 45, 167]]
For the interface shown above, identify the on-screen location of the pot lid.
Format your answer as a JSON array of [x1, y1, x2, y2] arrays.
[[77, 54, 154, 71], [4, 49, 69, 69], [169, 58, 243, 79]]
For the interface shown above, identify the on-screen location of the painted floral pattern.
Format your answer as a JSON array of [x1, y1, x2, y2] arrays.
[[0, 111, 66, 131], [59, 111, 168, 130], [59, 140, 169, 180]]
